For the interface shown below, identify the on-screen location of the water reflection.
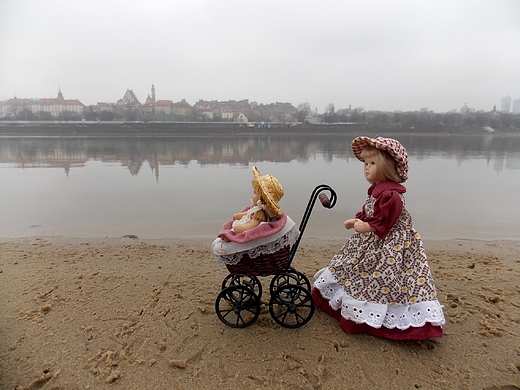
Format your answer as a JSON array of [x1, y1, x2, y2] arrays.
[[1, 134, 519, 178], [0, 133, 519, 241]]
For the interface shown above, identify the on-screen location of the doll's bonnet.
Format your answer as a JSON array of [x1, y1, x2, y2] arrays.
[[252, 166, 284, 218], [351, 136, 409, 182]]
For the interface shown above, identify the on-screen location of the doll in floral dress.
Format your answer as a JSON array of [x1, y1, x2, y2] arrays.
[[312, 136, 445, 340]]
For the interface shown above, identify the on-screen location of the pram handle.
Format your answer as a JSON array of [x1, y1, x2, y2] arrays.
[[319, 193, 331, 208], [288, 184, 337, 265]]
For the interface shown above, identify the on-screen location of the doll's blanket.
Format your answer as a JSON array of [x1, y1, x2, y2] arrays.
[[217, 204, 289, 243], [212, 212, 299, 266]]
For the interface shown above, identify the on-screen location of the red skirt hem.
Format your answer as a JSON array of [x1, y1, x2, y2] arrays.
[[311, 287, 443, 341]]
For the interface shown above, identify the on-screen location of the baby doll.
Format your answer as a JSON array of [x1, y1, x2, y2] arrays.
[[217, 166, 285, 243], [212, 166, 298, 264], [312, 136, 446, 341], [229, 166, 284, 235]]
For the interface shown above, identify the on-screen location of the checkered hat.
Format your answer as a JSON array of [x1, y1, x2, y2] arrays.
[[351, 136, 409, 182]]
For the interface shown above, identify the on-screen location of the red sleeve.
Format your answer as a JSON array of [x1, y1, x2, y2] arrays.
[[355, 205, 366, 220], [363, 190, 403, 239]]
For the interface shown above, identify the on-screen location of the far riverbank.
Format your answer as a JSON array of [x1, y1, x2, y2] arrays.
[[1, 121, 517, 137]]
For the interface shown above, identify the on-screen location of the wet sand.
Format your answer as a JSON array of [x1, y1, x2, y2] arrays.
[[1, 236, 519, 389]]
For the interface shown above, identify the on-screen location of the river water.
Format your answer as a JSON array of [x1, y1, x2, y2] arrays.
[[0, 132, 519, 240]]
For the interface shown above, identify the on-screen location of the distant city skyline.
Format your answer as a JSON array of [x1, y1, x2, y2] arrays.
[[2, 73, 518, 115], [3, 85, 520, 114]]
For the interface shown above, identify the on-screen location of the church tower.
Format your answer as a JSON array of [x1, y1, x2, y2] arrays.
[[151, 84, 156, 104]]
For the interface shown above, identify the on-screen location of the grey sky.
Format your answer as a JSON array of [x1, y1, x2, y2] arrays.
[[1, 0, 519, 113]]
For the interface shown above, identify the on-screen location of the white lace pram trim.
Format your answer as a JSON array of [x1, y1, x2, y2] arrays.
[[212, 223, 299, 266], [314, 268, 446, 330]]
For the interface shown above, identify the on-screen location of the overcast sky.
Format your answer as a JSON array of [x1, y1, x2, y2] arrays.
[[1, 0, 519, 113]]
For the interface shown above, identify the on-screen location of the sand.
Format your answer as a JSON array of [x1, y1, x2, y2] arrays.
[[0, 236, 519, 390]]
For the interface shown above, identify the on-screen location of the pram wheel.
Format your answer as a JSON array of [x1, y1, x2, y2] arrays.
[[269, 284, 315, 328], [215, 286, 260, 328], [269, 267, 311, 295], [221, 274, 262, 300]]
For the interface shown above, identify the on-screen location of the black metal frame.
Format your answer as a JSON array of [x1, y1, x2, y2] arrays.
[[287, 184, 337, 267]]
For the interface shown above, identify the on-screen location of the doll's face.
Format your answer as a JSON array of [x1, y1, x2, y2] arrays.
[[252, 188, 261, 204], [363, 156, 380, 184]]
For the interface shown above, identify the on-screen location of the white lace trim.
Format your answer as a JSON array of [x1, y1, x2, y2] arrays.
[[314, 268, 446, 330], [213, 225, 299, 266]]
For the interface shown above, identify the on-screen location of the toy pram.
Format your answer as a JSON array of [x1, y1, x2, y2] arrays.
[[214, 184, 337, 328]]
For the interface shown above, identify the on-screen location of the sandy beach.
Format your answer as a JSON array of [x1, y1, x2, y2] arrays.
[[1, 236, 519, 389]]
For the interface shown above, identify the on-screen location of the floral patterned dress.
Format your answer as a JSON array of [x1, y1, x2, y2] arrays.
[[312, 181, 445, 340]]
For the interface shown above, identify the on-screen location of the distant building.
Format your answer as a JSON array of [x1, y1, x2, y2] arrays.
[[144, 84, 156, 106], [86, 84, 193, 120], [194, 99, 254, 121], [512, 99, 520, 114], [255, 102, 298, 123], [0, 88, 84, 119], [154, 100, 174, 116], [221, 106, 234, 120], [172, 99, 192, 117], [501, 95, 512, 112], [118, 89, 140, 107], [94, 102, 117, 113], [196, 105, 214, 120]]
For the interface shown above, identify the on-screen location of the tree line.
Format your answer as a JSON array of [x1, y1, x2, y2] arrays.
[[5, 103, 520, 132]]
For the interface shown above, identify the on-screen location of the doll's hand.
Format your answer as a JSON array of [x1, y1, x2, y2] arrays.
[[233, 212, 246, 220], [344, 219, 356, 229], [353, 219, 375, 233]]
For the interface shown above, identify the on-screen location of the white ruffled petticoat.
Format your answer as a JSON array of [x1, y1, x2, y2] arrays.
[[212, 216, 299, 266], [314, 267, 445, 330]]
